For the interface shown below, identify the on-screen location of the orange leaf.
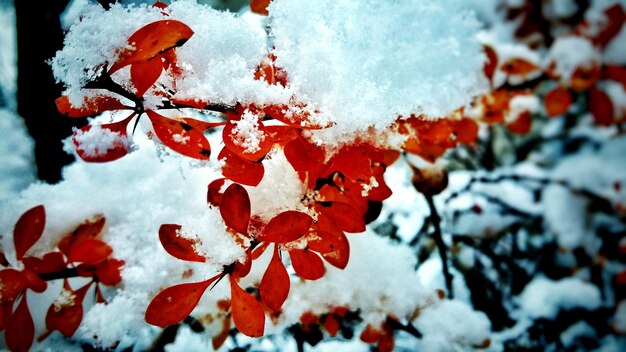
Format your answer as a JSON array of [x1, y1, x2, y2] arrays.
[[145, 276, 218, 327], [452, 118, 479, 144], [159, 224, 206, 263], [207, 178, 227, 207], [109, 20, 194, 73], [211, 315, 231, 350], [56, 95, 128, 118], [331, 146, 372, 181], [67, 239, 112, 265], [360, 324, 384, 343], [233, 250, 252, 280], [250, 0, 270, 15], [0, 269, 28, 304], [230, 275, 265, 337], [260, 211, 313, 243], [219, 148, 265, 186], [13, 205, 45, 261], [260, 246, 290, 311], [220, 183, 251, 235], [95, 258, 125, 286], [289, 248, 325, 280], [6, 294, 34, 352], [130, 56, 163, 97], [500, 58, 539, 77], [544, 86, 572, 117], [146, 110, 211, 160], [571, 65, 601, 92], [589, 87, 615, 126]]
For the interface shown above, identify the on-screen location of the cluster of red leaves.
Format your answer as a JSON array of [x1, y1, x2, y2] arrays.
[[0, 206, 123, 352]]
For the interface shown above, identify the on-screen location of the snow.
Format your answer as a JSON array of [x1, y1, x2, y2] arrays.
[[0, 109, 35, 198], [518, 276, 602, 319], [229, 109, 265, 154], [269, 0, 488, 144], [71, 124, 132, 158], [547, 36, 601, 85]]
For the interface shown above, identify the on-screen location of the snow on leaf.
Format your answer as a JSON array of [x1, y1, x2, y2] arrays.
[[260, 211, 313, 243], [218, 148, 265, 187], [220, 183, 251, 235], [6, 295, 34, 352], [0, 269, 28, 304], [56, 95, 129, 118], [223, 110, 272, 161], [146, 110, 211, 160], [158, 224, 206, 263], [66, 239, 112, 265], [229, 275, 265, 337], [207, 178, 228, 207], [45, 282, 90, 338], [13, 205, 45, 261], [145, 276, 218, 327], [73, 116, 133, 163], [288, 248, 325, 280], [109, 20, 194, 73], [259, 246, 290, 311]]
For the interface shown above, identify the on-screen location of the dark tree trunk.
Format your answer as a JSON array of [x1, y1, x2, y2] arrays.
[[15, 0, 78, 183]]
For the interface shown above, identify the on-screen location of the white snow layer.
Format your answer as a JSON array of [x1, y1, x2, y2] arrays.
[[519, 276, 602, 319], [0, 109, 35, 198]]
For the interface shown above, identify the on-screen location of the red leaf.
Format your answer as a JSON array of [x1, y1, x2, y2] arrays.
[[22, 252, 66, 274], [67, 239, 112, 265], [45, 283, 90, 337], [378, 331, 395, 352], [452, 118, 479, 145], [6, 294, 34, 352], [264, 104, 330, 129], [145, 276, 218, 327], [109, 20, 194, 73], [250, 0, 270, 15], [130, 56, 163, 97], [223, 117, 273, 161], [500, 58, 539, 77], [207, 178, 228, 207], [251, 242, 270, 260], [260, 246, 290, 311], [589, 87, 615, 126], [593, 4, 626, 48], [330, 146, 372, 181], [219, 148, 265, 186], [56, 95, 128, 118], [544, 86, 572, 117], [0, 269, 28, 304], [360, 324, 384, 343], [181, 118, 226, 132], [483, 45, 498, 83], [73, 116, 134, 163], [233, 252, 252, 280], [0, 302, 11, 331], [265, 125, 299, 146], [147, 110, 212, 160], [230, 276, 265, 337], [604, 65, 626, 89], [260, 211, 313, 243], [284, 136, 326, 172], [0, 248, 8, 267], [58, 216, 106, 257], [317, 202, 366, 233], [95, 258, 125, 286], [321, 232, 350, 269], [14, 205, 45, 261], [507, 111, 532, 135], [159, 224, 206, 262], [288, 248, 325, 280], [323, 314, 340, 336], [220, 183, 251, 235], [367, 168, 393, 202], [21, 269, 47, 293]]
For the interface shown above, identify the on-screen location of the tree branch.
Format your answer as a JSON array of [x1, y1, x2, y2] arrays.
[[424, 195, 454, 299]]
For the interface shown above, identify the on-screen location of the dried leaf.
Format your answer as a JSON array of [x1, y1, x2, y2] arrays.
[[14, 205, 45, 261], [260, 211, 313, 243], [145, 276, 217, 327], [159, 224, 206, 262], [230, 276, 265, 337], [289, 248, 325, 280], [220, 183, 251, 235], [146, 110, 211, 160], [109, 20, 194, 73], [6, 295, 34, 352], [260, 246, 290, 311]]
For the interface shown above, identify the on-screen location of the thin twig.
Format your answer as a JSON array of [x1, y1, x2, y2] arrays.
[[424, 195, 454, 299]]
